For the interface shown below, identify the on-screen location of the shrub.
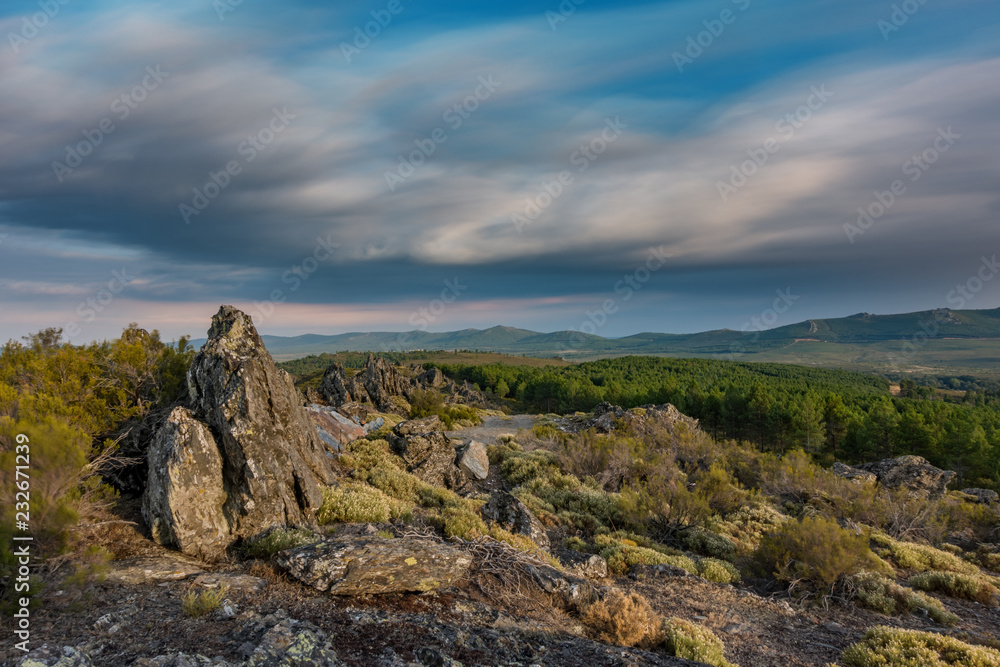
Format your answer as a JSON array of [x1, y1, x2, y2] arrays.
[[707, 504, 787, 554], [431, 505, 488, 540], [317, 483, 409, 524], [750, 515, 880, 593], [580, 589, 661, 648], [680, 527, 738, 562], [182, 586, 228, 618], [842, 626, 1000, 667], [871, 533, 980, 575], [365, 466, 424, 503], [242, 528, 317, 559], [599, 541, 696, 576], [697, 558, 741, 585], [662, 618, 734, 667], [908, 571, 999, 606], [847, 572, 958, 626], [342, 439, 404, 473]]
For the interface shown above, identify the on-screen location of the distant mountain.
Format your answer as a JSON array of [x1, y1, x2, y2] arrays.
[[190, 307, 1000, 372]]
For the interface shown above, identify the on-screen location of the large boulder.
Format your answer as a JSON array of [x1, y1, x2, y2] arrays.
[[481, 491, 549, 549], [960, 488, 1000, 504], [305, 405, 366, 451], [143, 305, 339, 560], [277, 536, 472, 595], [456, 439, 489, 480], [388, 417, 468, 492], [831, 461, 877, 484], [142, 407, 230, 561], [854, 455, 956, 497]]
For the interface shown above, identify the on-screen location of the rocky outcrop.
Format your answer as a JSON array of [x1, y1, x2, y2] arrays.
[[388, 417, 469, 491], [277, 536, 472, 595], [481, 491, 549, 549], [143, 305, 339, 561], [305, 405, 366, 451], [853, 455, 956, 497], [960, 488, 1000, 504], [456, 439, 489, 480], [831, 461, 877, 484], [557, 402, 701, 438], [318, 355, 410, 413]]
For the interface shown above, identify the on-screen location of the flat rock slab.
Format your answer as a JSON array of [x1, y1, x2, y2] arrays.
[[192, 573, 268, 593], [277, 536, 471, 595], [105, 556, 205, 585]]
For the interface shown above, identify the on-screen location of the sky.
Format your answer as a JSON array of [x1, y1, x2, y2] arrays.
[[0, 0, 998, 344]]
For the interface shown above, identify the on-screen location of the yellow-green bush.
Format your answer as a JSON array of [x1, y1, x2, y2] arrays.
[[847, 572, 958, 626], [242, 528, 318, 559], [317, 483, 410, 524], [871, 534, 980, 576], [598, 539, 696, 576], [681, 527, 738, 562], [842, 626, 1000, 667], [341, 438, 404, 473], [908, 571, 999, 606], [707, 504, 787, 554], [751, 515, 882, 592], [182, 586, 228, 618], [697, 558, 741, 585], [662, 618, 734, 667]]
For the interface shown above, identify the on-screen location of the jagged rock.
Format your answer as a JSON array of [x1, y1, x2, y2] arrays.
[[142, 407, 230, 561], [561, 402, 700, 437], [481, 492, 549, 549], [389, 418, 468, 492], [960, 488, 1000, 504], [831, 462, 877, 484], [854, 455, 957, 497], [337, 401, 380, 424], [628, 563, 695, 580], [131, 655, 232, 666], [318, 362, 356, 406], [413, 647, 463, 667], [277, 536, 472, 595], [246, 618, 345, 666], [319, 356, 410, 413], [104, 555, 205, 585], [419, 367, 445, 388], [305, 405, 366, 451], [562, 551, 609, 579], [17, 646, 95, 667], [524, 564, 599, 610], [456, 439, 489, 480], [145, 305, 339, 561]]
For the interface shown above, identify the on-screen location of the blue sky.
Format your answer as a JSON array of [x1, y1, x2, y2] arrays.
[[0, 0, 998, 343]]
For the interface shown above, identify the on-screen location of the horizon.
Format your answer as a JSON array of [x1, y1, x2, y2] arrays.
[[2, 1, 999, 344]]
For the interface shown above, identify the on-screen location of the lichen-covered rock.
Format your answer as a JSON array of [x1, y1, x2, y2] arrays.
[[960, 488, 1000, 504], [17, 646, 95, 667], [456, 439, 489, 480], [389, 418, 467, 492], [305, 405, 366, 451], [524, 564, 599, 610], [319, 356, 410, 413], [142, 407, 230, 561], [104, 555, 205, 585], [246, 618, 344, 666], [481, 491, 549, 550], [277, 536, 472, 595], [419, 367, 445, 388], [854, 455, 956, 497], [192, 573, 267, 593], [563, 552, 609, 579], [144, 305, 339, 561], [831, 462, 877, 484], [131, 654, 233, 666]]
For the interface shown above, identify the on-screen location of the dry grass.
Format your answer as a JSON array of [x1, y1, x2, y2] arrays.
[[580, 589, 661, 648]]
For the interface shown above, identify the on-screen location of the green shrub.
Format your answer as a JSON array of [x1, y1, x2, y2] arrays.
[[242, 528, 317, 559], [182, 586, 228, 618], [342, 439, 404, 473], [847, 572, 958, 626], [599, 539, 696, 576], [430, 505, 488, 540], [750, 515, 880, 593], [681, 528, 738, 562], [842, 626, 1000, 667], [871, 534, 980, 575], [317, 483, 410, 524], [707, 504, 787, 554], [697, 558, 741, 585], [908, 571, 999, 606], [365, 466, 424, 503], [662, 618, 734, 667]]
